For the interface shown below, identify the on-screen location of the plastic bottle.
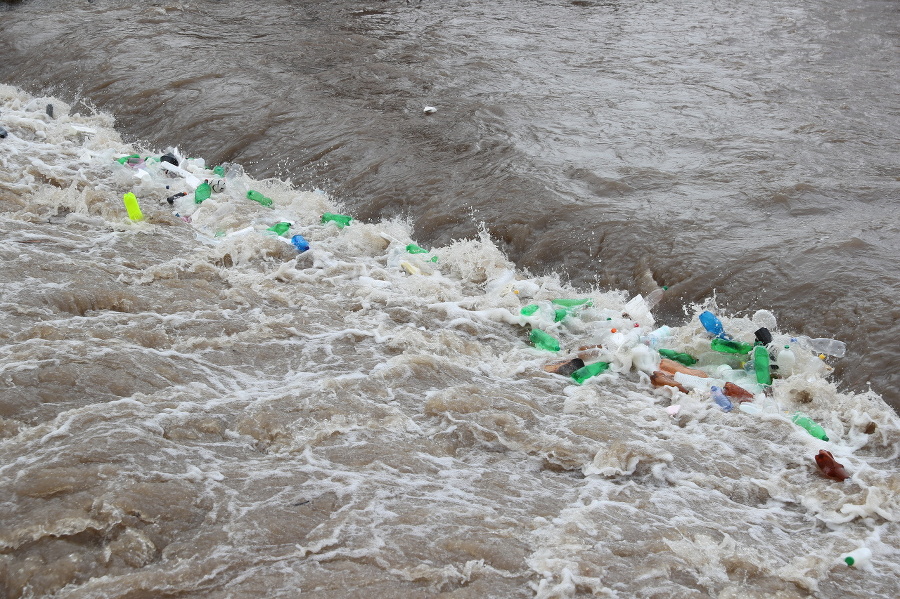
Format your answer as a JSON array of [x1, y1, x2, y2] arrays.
[[841, 547, 871, 568], [529, 329, 560, 352], [194, 180, 211, 204], [710, 386, 733, 412], [776, 346, 796, 376], [552, 298, 593, 308], [792, 412, 829, 441], [213, 165, 226, 176], [166, 191, 188, 205], [641, 325, 672, 348], [0, 126, 8, 139], [521, 304, 540, 317], [571, 361, 610, 384], [796, 336, 846, 358], [266, 221, 292, 236], [247, 190, 274, 207], [658, 348, 697, 366], [406, 243, 429, 254], [710, 338, 754, 354], [322, 212, 352, 228], [753, 345, 772, 386], [645, 286, 668, 310], [699, 311, 727, 338], [291, 234, 310, 253], [122, 192, 143, 221]]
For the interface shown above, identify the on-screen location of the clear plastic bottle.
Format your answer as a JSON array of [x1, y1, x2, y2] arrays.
[[796, 336, 846, 358], [710, 386, 733, 412], [641, 325, 672, 348]]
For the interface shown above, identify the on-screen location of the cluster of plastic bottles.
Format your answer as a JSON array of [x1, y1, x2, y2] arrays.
[[111, 149, 364, 255]]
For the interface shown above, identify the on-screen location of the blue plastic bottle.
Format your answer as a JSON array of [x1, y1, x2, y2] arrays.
[[291, 234, 310, 253], [699, 311, 728, 339], [710, 385, 733, 412]]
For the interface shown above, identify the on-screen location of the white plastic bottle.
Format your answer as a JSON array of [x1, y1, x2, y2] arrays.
[[776, 345, 796, 376], [841, 547, 872, 568]]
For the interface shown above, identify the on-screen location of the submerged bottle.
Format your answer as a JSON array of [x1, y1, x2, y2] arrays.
[[710, 338, 754, 354], [658, 348, 697, 366], [551, 298, 593, 308], [709, 385, 733, 412], [699, 311, 727, 339], [322, 212, 352, 228], [247, 189, 274, 207], [521, 304, 540, 317], [571, 361, 610, 384], [753, 345, 772, 386], [194, 180, 212, 204], [792, 412, 829, 441], [122, 192, 143, 221], [529, 329, 560, 352]]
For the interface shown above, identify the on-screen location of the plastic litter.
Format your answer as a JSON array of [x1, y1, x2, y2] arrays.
[[815, 449, 849, 481], [723, 382, 754, 401], [322, 212, 352, 228], [709, 386, 733, 412], [247, 190, 274, 207], [266, 221, 292, 236], [659, 358, 708, 379], [543, 358, 585, 376], [571, 361, 610, 384], [776, 345, 796, 376], [792, 412, 829, 441], [641, 325, 672, 348], [650, 371, 687, 393], [291, 234, 310, 253], [754, 327, 773, 345], [194, 180, 212, 204], [841, 547, 871, 568], [0, 126, 7, 138], [711, 338, 754, 354], [122, 192, 143, 221], [699, 310, 727, 338], [530, 329, 560, 352], [752, 345, 772, 386], [658, 348, 697, 366], [795, 335, 846, 358]]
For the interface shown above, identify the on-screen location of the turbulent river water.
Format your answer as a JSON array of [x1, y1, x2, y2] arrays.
[[1, 0, 899, 597]]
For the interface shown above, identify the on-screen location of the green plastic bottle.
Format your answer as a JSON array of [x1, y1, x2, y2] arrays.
[[122, 192, 143, 221], [792, 413, 829, 441], [553, 308, 569, 323], [406, 243, 438, 262], [551, 298, 593, 308], [572, 361, 610, 384], [266, 222, 292, 236], [321, 212, 352, 228], [520, 304, 540, 317], [711, 338, 755, 354], [194, 180, 211, 204], [753, 345, 772, 386], [213, 165, 226, 176], [658, 349, 697, 366], [529, 329, 560, 352], [247, 190, 274, 207]]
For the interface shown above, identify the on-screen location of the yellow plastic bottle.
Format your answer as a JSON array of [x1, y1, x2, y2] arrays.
[[123, 192, 143, 221]]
